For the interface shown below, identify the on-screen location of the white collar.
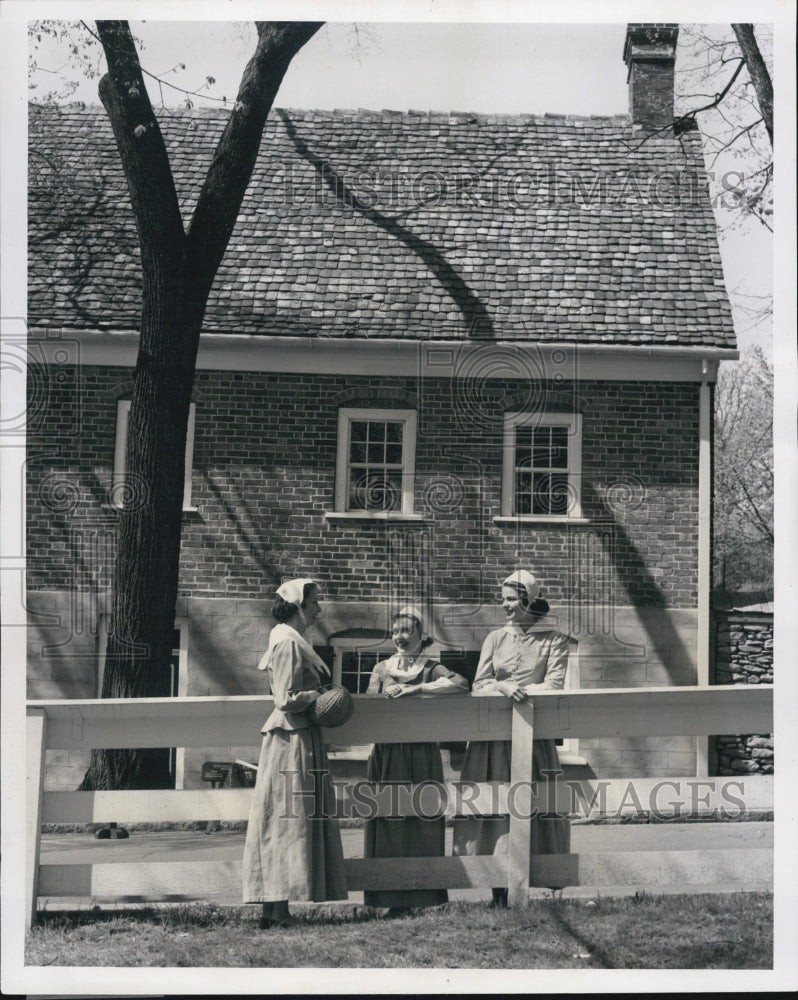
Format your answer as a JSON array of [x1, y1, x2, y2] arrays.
[[503, 623, 547, 636], [384, 652, 430, 680], [260, 622, 331, 677]]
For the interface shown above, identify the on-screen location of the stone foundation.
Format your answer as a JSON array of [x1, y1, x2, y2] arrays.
[[27, 590, 701, 789], [712, 611, 773, 776]]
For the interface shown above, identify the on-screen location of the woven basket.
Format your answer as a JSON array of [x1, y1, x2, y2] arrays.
[[307, 684, 355, 728]]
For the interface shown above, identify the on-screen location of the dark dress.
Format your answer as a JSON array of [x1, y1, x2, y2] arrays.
[[452, 626, 571, 866], [363, 655, 467, 908]]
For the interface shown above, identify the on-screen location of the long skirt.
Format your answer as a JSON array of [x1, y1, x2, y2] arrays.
[[363, 741, 448, 908], [452, 739, 570, 872], [242, 726, 347, 903]]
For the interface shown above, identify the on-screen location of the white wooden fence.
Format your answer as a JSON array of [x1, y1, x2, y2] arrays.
[[27, 685, 773, 926]]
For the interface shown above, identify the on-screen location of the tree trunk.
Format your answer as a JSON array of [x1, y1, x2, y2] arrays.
[[79, 19, 322, 791], [731, 24, 773, 145]]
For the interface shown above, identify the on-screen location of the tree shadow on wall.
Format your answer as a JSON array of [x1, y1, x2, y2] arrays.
[[200, 474, 281, 585], [578, 481, 695, 684], [276, 109, 496, 339]]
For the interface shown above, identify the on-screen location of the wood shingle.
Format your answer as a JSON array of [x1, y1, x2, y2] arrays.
[[28, 103, 735, 348]]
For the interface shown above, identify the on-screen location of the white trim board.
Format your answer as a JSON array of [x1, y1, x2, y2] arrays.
[[41, 331, 737, 382]]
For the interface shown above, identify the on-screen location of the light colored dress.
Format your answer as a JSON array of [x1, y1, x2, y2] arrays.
[[242, 624, 347, 903], [452, 625, 571, 863], [363, 654, 468, 908]]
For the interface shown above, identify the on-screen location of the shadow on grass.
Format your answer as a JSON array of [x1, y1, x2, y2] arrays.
[[28, 894, 773, 970], [544, 897, 617, 968]]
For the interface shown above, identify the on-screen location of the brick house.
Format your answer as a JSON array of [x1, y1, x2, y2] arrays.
[[27, 24, 737, 789]]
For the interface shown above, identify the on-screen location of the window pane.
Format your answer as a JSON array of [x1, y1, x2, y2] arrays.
[[351, 421, 368, 442], [386, 422, 403, 443], [532, 472, 551, 514], [385, 443, 403, 464], [514, 470, 532, 514], [341, 650, 392, 693], [533, 426, 551, 469], [550, 426, 569, 468], [367, 442, 385, 463], [515, 427, 532, 468], [550, 473, 569, 514], [349, 470, 401, 511], [373, 472, 402, 511], [349, 471, 367, 510], [370, 422, 386, 441], [516, 427, 533, 448], [349, 469, 382, 510], [341, 652, 369, 694], [350, 442, 367, 464]]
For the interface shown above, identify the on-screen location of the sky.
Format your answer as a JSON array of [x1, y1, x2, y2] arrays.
[[27, 17, 773, 353], [32, 21, 631, 116]]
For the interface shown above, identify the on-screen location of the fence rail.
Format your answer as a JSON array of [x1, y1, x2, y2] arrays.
[[26, 685, 773, 926]]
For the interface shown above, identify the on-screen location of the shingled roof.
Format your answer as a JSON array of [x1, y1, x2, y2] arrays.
[[28, 103, 735, 347]]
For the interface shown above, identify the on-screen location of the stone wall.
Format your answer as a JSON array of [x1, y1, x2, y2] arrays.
[[713, 612, 774, 776]]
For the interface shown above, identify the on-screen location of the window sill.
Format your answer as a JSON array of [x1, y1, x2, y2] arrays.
[[101, 504, 200, 515], [325, 511, 426, 523], [493, 516, 590, 525]]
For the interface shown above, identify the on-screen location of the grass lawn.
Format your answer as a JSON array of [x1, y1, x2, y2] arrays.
[[26, 892, 772, 969]]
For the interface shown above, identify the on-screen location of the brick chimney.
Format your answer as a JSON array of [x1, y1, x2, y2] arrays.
[[623, 23, 679, 129]]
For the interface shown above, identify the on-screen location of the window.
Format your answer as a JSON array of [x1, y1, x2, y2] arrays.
[[325, 635, 395, 762], [112, 400, 196, 510], [501, 412, 583, 519], [337, 645, 393, 694], [334, 408, 417, 515]]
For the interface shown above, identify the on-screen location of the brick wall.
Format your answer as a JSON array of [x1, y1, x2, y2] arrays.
[[629, 61, 677, 128], [27, 366, 700, 605], [624, 23, 678, 129], [713, 612, 774, 776], [27, 365, 702, 785]]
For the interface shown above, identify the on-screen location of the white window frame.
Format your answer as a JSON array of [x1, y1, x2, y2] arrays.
[[112, 399, 196, 511], [500, 411, 583, 521], [97, 616, 189, 788], [333, 407, 417, 517], [330, 637, 395, 692], [326, 636, 395, 761]]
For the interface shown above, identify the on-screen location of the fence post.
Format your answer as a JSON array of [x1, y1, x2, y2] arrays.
[[507, 699, 535, 907], [26, 708, 48, 929]]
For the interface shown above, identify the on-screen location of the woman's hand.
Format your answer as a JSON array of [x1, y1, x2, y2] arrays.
[[497, 680, 529, 702], [385, 683, 420, 698]]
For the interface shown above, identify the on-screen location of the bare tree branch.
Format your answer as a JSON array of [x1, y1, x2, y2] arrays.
[[186, 21, 323, 302]]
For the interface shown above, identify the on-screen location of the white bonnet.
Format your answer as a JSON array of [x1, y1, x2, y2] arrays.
[[396, 604, 428, 640], [276, 578, 317, 605], [502, 570, 541, 601]]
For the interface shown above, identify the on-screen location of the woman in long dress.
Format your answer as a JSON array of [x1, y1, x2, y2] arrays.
[[364, 606, 468, 914], [452, 570, 571, 907], [243, 578, 347, 927]]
